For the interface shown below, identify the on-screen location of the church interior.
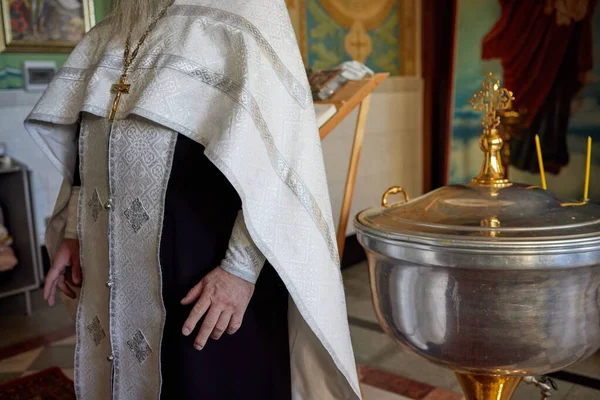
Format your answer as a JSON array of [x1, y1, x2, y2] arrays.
[[1, 0, 600, 399]]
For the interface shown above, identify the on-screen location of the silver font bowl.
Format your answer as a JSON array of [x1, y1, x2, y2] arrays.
[[359, 238, 600, 376], [355, 184, 600, 377]]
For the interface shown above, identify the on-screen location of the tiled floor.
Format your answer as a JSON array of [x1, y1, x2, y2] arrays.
[[0, 336, 75, 383], [1, 261, 600, 399], [0, 287, 72, 349], [0, 329, 458, 399]]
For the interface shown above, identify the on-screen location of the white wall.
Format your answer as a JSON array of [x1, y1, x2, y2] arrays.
[[322, 76, 424, 235], [0, 76, 424, 242]]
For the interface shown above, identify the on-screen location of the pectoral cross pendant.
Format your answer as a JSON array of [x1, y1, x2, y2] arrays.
[[109, 74, 131, 122]]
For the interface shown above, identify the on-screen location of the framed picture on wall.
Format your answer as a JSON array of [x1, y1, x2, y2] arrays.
[[285, 0, 420, 76], [0, 0, 95, 53]]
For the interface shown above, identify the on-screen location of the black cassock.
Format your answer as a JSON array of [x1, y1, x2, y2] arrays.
[[76, 133, 291, 399], [159, 135, 291, 399]]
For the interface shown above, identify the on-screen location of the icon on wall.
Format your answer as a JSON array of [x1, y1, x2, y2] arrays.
[[0, 0, 95, 53], [285, 0, 419, 76]]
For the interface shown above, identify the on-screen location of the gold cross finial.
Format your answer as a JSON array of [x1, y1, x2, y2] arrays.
[[469, 73, 514, 188], [468, 72, 514, 133]]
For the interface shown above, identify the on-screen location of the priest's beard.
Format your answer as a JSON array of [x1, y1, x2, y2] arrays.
[[108, 0, 172, 39]]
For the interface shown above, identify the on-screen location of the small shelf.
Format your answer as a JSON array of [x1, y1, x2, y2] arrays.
[[0, 160, 41, 315]]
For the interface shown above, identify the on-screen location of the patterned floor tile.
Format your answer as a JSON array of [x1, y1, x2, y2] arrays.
[[27, 345, 75, 371], [61, 368, 75, 380], [362, 384, 412, 400], [563, 384, 600, 399], [20, 368, 74, 381], [0, 372, 23, 384], [374, 348, 463, 393], [0, 325, 75, 361], [359, 364, 435, 399], [565, 351, 600, 380], [0, 348, 43, 373], [0, 290, 73, 349], [50, 335, 77, 347], [350, 325, 396, 364], [343, 262, 379, 324], [423, 388, 464, 400]]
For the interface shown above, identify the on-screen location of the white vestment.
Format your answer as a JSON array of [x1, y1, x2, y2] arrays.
[[25, 0, 360, 399]]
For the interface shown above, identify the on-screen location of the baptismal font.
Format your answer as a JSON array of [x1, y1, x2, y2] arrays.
[[354, 73, 600, 400]]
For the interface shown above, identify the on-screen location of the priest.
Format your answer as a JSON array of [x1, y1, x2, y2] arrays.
[[24, 0, 360, 399]]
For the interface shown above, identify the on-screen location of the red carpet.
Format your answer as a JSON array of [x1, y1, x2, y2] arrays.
[[0, 367, 75, 400]]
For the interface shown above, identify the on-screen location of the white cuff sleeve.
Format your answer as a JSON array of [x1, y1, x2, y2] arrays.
[[220, 211, 265, 284], [64, 187, 80, 239]]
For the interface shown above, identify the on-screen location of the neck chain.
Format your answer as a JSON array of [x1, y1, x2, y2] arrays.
[[109, 3, 172, 121]]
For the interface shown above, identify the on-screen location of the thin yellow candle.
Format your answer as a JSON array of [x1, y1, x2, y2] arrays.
[[535, 134, 547, 190], [584, 136, 592, 201]]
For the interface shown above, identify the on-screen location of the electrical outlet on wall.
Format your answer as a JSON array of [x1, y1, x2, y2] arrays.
[[23, 61, 57, 92]]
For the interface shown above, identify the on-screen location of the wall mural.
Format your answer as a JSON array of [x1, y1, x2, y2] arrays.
[[286, 0, 417, 75], [450, 0, 600, 201]]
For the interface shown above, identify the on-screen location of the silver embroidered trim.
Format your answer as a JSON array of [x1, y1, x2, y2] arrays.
[[123, 198, 150, 233], [54, 55, 339, 264], [168, 5, 310, 108], [86, 316, 106, 347], [127, 330, 152, 364], [157, 55, 339, 264], [55, 66, 89, 81], [244, 245, 264, 271], [88, 188, 102, 222], [73, 119, 87, 399], [54, 5, 309, 109], [153, 132, 177, 397]]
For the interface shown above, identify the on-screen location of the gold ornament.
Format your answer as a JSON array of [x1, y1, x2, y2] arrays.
[[468, 73, 515, 188]]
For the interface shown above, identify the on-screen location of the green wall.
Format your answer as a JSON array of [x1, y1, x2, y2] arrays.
[[0, 0, 110, 89]]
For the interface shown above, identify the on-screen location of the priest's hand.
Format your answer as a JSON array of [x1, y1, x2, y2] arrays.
[[44, 239, 82, 307], [180, 267, 255, 350]]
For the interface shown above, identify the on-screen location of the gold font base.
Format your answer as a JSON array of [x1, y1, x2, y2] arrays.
[[456, 373, 521, 400]]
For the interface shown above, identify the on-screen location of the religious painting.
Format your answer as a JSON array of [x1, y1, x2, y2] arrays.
[[285, 0, 419, 76], [449, 0, 600, 201], [0, 0, 95, 53]]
